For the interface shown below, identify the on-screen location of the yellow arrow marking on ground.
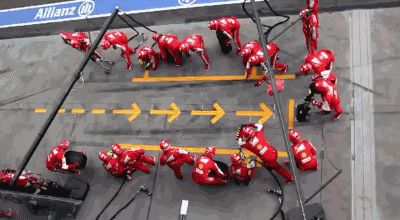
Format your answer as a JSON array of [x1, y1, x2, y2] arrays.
[[288, 99, 295, 130], [191, 103, 225, 124], [120, 143, 288, 158], [112, 103, 141, 122], [150, 102, 181, 123], [236, 103, 274, 124], [132, 67, 295, 83], [71, 108, 85, 114]]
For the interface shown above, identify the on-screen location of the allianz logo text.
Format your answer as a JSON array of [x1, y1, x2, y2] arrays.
[[34, 0, 95, 20], [178, 0, 197, 6]]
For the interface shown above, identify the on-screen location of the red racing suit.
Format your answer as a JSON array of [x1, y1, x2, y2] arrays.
[[300, 49, 336, 84], [181, 34, 210, 70], [155, 34, 183, 66], [192, 155, 228, 185], [308, 78, 343, 120], [118, 148, 155, 174], [291, 140, 318, 171], [244, 47, 285, 96], [103, 31, 134, 71], [239, 41, 262, 65], [102, 156, 126, 177], [230, 161, 255, 183], [46, 146, 79, 173], [300, 0, 319, 53], [60, 31, 103, 61], [160, 147, 195, 179], [136, 46, 159, 71], [255, 42, 288, 87], [0, 169, 29, 187], [210, 16, 242, 54], [244, 42, 287, 78], [238, 123, 293, 183]]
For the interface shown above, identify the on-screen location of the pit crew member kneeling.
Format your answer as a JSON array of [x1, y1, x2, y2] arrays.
[[111, 144, 155, 180], [229, 153, 255, 186], [46, 140, 82, 175], [305, 78, 343, 120], [287, 130, 318, 171], [192, 146, 228, 185]]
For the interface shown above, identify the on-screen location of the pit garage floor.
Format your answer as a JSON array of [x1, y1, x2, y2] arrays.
[[0, 6, 398, 220]]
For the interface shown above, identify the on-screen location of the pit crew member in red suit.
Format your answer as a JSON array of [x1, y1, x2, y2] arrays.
[[159, 140, 195, 179]]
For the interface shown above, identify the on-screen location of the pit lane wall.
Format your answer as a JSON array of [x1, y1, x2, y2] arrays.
[[0, 0, 400, 39]]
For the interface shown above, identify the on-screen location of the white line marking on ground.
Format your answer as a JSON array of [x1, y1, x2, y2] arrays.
[[350, 9, 378, 220]]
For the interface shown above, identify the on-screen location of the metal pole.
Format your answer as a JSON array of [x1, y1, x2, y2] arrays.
[[11, 8, 120, 186], [249, 0, 307, 219]]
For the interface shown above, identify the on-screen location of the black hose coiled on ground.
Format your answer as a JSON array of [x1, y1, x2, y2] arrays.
[[242, 0, 290, 42]]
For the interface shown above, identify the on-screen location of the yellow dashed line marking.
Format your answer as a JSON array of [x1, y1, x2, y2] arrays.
[[71, 108, 85, 114], [34, 108, 47, 113], [91, 109, 106, 114]]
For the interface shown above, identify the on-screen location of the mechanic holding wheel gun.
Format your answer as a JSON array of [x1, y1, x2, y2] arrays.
[[159, 140, 196, 180], [46, 140, 82, 175], [236, 123, 294, 183], [304, 78, 343, 120], [192, 146, 228, 185], [229, 153, 255, 186], [111, 144, 156, 180], [101, 31, 134, 71]]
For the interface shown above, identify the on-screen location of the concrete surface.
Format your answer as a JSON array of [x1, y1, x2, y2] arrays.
[[3, 6, 399, 220]]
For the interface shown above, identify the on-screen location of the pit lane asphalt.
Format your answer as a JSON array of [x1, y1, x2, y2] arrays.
[[0, 14, 353, 219]]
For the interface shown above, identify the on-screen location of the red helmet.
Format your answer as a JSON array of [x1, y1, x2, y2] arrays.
[[101, 40, 111, 49], [230, 153, 241, 164], [160, 140, 171, 151], [98, 151, 110, 161], [59, 139, 70, 150], [179, 43, 190, 54], [204, 146, 216, 158], [289, 130, 302, 144], [152, 33, 161, 42], [111, 144, 123, 155], [239, 126, 256, 140], [208, 20, 218, 30], [136, 47, 148, 59]]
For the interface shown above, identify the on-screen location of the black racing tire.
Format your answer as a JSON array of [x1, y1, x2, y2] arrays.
[[65, 151, 87, 169], [296, 103, 311, 122], [216, 31, 232, 54], [215, 160, 229, 175]]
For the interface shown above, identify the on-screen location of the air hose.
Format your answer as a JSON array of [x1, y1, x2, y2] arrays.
[[109, 186, 152, 220], [238, 147, 285, 220], [242, 0, 290, 41], [95, 178, 127, 220]]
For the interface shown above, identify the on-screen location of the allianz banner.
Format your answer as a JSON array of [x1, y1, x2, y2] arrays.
[[0, 0, 244, 28]]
